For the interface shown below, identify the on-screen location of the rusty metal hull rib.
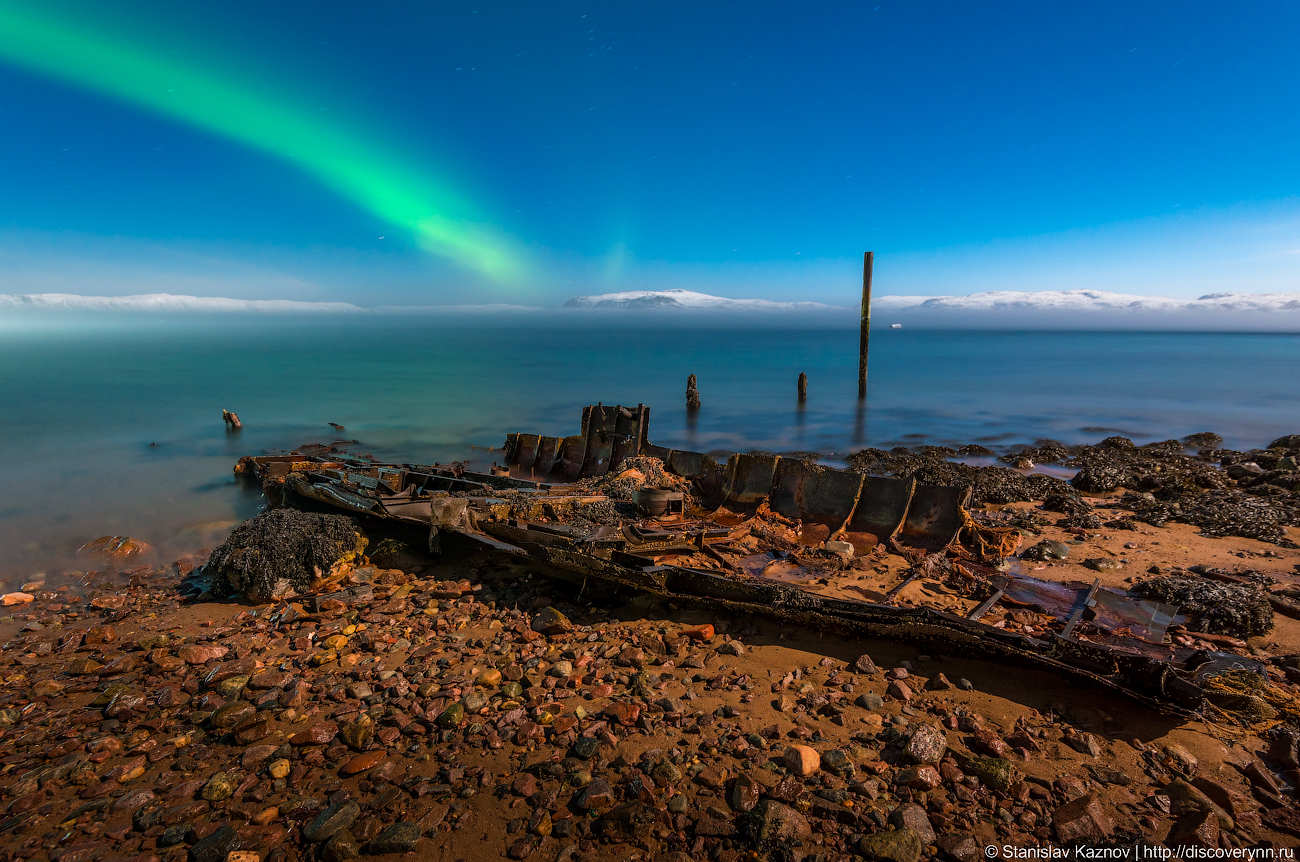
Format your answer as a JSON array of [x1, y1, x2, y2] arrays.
[[474, 519, 1201, 714]]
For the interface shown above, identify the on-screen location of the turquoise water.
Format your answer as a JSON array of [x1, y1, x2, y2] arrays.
[[2, 316, 1298, 581]]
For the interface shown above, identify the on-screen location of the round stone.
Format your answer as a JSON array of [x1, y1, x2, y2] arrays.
[[783, 745, 820, 777]]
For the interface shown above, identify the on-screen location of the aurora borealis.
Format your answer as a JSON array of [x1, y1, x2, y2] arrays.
[[0, 2, 522, 283], [0, 2, 1296, 305]]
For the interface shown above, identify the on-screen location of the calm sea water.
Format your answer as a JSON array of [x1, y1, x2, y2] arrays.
[[2, 316, 1298, 582]]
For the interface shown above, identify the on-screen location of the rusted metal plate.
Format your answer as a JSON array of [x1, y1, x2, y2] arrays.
[[996, 574, 1086, 618], [996, 573, 1183, 646], [609, 405, 646, 471], [671, 450, 727, 504], [535, 436, 560, 476], [722, 453, 781, 507], [665, 449, 706, 478], [378, 486, 433, 521], [555, 435, 586, 478], [642, 441, 672, 460], [512, 433, 542, 472], [579, 405, 619, 477], [404, 471, 490, 494], [1087, 591, 1182, 645], [901, 484, 970, 543], [843, 476, 914, 552], [286, 473, 383, 516], [440, 526, 527, 556], [769, 459, 864, 534]]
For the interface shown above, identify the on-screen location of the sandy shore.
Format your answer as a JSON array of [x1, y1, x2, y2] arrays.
[[1, 526, 1298, 862]]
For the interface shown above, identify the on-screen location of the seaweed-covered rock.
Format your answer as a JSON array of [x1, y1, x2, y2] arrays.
[[1183, 432, 1224, 451], [979, 471, 1071, 506], [1268, 434, 1300, 450], [1132, 576, 1273, 638], [1179, 492, 1294, 545], [1013, 439, 1070, 464], [207, 509, 367, 601], [1022, 540, 1070, 561], [1071, 461, 1132, 493], [1057, 513, 1102, 530], [1140, 439, 1186, 457], [1043, 492, 1089, 515]]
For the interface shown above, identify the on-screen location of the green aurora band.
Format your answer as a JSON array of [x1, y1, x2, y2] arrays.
[[0, 3, 522, 283]]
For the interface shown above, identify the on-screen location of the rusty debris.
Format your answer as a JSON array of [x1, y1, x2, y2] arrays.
[[232, 403, 1259, 715]]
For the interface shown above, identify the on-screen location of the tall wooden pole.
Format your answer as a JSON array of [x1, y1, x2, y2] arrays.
[[858, 251, 873, 398]]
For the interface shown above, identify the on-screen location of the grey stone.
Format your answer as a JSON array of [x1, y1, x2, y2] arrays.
[[323, 830, 360, 862], [571, 737, 601, 760], [189, 825, 240, 862], [304, 800, 362, 843], [856, 693, 884, 710], [820, 749, 856, 779], [888, 802, 935, 844], [365, 822, 421, 854]]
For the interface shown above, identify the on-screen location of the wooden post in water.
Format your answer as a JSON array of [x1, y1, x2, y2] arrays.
[[797, 372, 808, 402], [858, 251, 873, 398]]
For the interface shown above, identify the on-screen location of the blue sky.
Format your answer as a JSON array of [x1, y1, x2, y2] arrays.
[[0, 0, 1297, 306]]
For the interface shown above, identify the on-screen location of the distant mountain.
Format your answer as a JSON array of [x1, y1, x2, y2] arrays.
[[5, 289, 1299, 329], [561, 288, 843, 311], [874, 289, 1300, 313], [0, 293, 540, 313], [0, 293, 363, 313]]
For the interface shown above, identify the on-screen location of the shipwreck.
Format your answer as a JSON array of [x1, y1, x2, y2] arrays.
[[233, 403, 1273, 716]]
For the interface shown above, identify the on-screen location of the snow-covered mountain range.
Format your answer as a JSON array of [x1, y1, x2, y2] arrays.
[[872, 289, 1300, 313], [4, 288, 1299, 329], [561, 288, 840, 311], [0, 293, 539, 314]]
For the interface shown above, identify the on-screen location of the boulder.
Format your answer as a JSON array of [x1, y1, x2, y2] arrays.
[[904, 725, 947, 764], [1052, 794, 1113, 844], [1071, 462, 1132, 493], [207, 509, 367, 602], [531, 606, 572, 635]]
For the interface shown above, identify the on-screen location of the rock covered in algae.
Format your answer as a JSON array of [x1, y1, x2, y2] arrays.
[[1133, 575, 1273, 638], [206, 508, 367, 602]]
